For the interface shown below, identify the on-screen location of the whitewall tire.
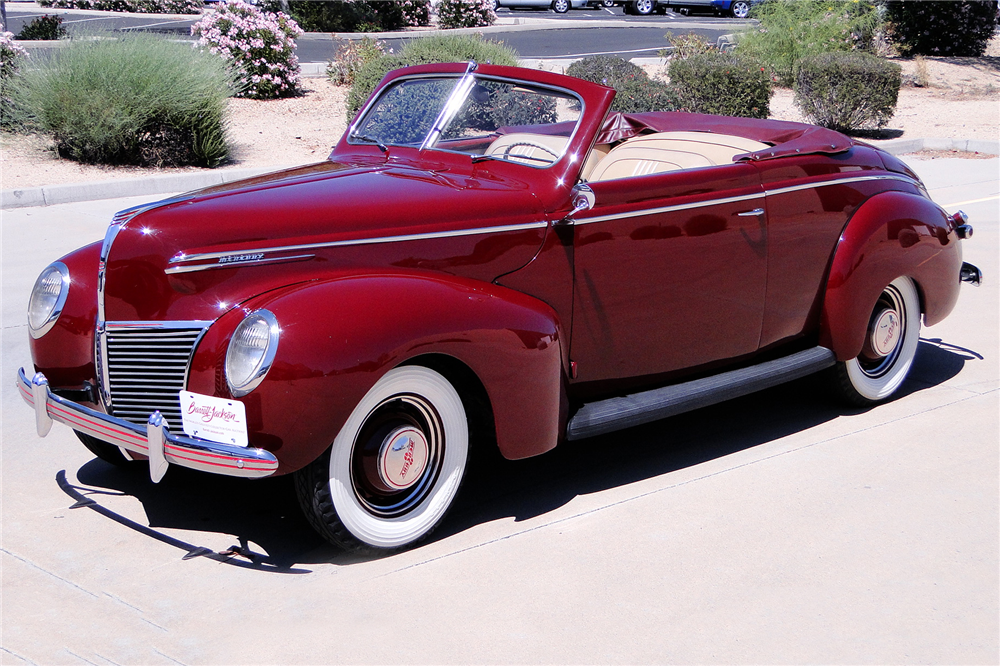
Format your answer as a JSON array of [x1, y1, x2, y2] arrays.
[[834, 277, 921, 406], [296, 366, 468, 552]]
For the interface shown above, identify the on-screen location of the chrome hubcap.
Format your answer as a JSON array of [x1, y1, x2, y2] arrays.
[[859, 286, 906, 378], [350, 394, 443, 517], [377, 426, 429, 490], [869, 309, 901, 358]]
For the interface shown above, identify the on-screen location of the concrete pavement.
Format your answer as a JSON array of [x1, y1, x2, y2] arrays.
[[1, 157, 997, 663]]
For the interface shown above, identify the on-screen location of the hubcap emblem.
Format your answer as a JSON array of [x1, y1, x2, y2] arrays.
[[378, 427, 429, 490], [871, 310, 900, 357]]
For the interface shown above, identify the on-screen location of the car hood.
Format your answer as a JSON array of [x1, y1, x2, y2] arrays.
[[102, 159, 550, 322]]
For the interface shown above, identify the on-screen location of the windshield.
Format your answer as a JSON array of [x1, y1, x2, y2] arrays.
[[350, 73, 584, 168]]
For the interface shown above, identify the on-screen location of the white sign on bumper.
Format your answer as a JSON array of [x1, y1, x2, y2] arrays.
[[179, 391, 249, 447]]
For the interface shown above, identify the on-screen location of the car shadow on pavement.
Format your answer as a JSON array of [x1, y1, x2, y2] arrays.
[[66, 340, 976, 569]]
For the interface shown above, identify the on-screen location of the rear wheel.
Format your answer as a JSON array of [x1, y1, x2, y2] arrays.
[[552, 0, 570, 11], [295, 366, 469, 552], [833, 277, 921, 406]]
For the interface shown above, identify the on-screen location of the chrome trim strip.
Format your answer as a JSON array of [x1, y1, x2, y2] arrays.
[[574, 174, 919, 226], [164, 254, 315, 275], [765, 174, 918, 196], [168, 221, 549, 265], [19, 368, 278, 479], [575, 191, 765, 226], [106, 320, 214, 330]]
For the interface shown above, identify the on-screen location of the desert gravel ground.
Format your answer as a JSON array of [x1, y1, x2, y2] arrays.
[[1, 49, 998, 190]]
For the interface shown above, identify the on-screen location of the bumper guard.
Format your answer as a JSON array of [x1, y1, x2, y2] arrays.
[[17, 368, 279, 482]]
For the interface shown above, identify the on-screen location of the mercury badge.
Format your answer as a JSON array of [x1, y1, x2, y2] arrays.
[[378, 427, 429, 490]]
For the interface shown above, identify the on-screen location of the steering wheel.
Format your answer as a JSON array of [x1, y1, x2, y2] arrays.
[[502, 141, 560, 165]]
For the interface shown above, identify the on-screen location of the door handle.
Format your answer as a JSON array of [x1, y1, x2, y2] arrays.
[[737, 208, 765, 217]]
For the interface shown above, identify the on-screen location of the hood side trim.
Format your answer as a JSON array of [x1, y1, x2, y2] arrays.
[[168, 220, 549, 266]]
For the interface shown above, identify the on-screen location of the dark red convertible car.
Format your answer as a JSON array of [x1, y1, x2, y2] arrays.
[[19, 62, 981, 552]]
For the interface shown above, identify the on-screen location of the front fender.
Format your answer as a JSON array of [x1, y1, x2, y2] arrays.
[[820, 190, 963, 361], [30, 241, 101, 392], [188, 270, 566, 474]]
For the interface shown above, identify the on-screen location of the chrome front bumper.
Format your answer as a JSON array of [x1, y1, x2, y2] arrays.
[[17, 368, 279, 482]]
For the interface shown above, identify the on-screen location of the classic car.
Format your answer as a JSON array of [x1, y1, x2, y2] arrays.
[[493, 0, 590, 13], [19, 62, 981, 553]]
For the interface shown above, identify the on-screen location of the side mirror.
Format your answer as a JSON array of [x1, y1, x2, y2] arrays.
[[560, 184, 594, 225]]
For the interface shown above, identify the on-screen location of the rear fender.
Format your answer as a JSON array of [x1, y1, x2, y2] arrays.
[[188, 270, 566, 474], [820, 191, 963, 360]]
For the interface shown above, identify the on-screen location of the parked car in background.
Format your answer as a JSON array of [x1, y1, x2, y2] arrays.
[[624, 0, 758, 16], [494, 0, 590, 12], [20, 62, 980, 554]]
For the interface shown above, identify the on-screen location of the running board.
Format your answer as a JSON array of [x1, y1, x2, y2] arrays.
[[566, 346, 836, 441]]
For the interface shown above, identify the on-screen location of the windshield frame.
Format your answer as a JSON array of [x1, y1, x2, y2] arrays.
[[347, 69, 587, 169]]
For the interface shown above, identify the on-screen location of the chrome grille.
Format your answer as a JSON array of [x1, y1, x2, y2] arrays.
[[105, 325, 206, 427]]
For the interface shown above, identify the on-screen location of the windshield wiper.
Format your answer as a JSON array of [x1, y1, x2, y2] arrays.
[[351, 132, 387, 152]]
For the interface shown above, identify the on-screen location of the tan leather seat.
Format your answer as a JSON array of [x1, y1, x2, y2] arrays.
[[589, 131, 770, 182]]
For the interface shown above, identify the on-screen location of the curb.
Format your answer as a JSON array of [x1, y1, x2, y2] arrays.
[[3, 138, 996, 211], [875, 137, 1000, 157], [1, 167, 286, 210]]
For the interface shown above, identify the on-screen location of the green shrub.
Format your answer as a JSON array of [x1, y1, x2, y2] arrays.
[[663, 31, 715, 59], [11, 33, 236, 167], [669, 52, 771, 118], [886, 0, 998, 57], [16, 15, 67, 41], [435, 0, 496, 29], [566, 55, 678, 113], [328, 37, 389, 87], [260, 1, 430, 32], [346, 34, 518, 117], [794, 52, 901, 132], [736, 0, 884, 85], [37, 0, 202, 14]]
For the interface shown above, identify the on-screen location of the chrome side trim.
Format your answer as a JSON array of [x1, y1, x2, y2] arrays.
[[573, 173, 919, 227], [164, 254, 315, 276], [765, 173, 918, 197], [575, 191, 766, 226], [168, 221, 549, 266], [18, 368, 278, 479]]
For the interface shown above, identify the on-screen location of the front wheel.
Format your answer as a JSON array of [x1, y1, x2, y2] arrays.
[[76, 431, 134, 467], [295, 366, 469, 552], [730, 0, 750, 18], [832, 277, 921, 406], [552, 0, 570, 12]]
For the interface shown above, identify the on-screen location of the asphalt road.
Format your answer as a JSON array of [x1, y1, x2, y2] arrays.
[[1, 157, 997, 664], [4, 4, 742, 61]]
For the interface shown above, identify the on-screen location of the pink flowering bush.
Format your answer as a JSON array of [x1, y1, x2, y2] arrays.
[[1, 32, 28, 80], [192, 1, 303, 100], [1, 32, 28, 127], [435, 0, 496, 29]]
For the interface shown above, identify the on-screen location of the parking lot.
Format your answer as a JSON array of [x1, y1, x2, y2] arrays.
[[2, 156, 997, 664]]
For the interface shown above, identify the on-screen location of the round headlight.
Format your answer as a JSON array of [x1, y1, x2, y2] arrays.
[[27, 262, 70, 339], [225, 309, 279, 397]]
